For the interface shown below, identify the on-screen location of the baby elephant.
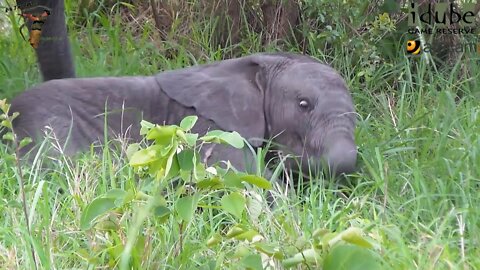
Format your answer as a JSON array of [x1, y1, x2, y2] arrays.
[[8, 53, 357, 175]]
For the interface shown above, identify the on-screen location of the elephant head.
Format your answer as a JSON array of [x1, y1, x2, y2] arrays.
[[264, 59, 357, 175], [155, 53, 357, 175]]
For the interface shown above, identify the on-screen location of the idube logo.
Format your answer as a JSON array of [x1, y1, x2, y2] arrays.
[[406, 40, 421, 55], [408, 2, 476, 35]]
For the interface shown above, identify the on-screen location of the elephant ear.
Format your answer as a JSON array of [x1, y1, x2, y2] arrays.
[[155, 57, 268, 146]]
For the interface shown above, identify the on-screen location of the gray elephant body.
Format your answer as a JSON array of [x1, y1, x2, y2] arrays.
[[10, 53, 357, 174]]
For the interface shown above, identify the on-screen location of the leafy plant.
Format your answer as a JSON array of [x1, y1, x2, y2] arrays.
[[80, 115, 384, 269]]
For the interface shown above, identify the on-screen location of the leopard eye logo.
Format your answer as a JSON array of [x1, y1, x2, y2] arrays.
[[407, 40, 421, 55]]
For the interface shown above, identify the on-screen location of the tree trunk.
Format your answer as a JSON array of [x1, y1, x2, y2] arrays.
[[261, 0, 300, 45]]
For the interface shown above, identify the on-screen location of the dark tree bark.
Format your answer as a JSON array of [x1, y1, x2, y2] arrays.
[[261, 0, 300, 45]]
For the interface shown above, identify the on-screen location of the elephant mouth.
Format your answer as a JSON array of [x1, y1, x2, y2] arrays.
[[273, 132, 356, 177]]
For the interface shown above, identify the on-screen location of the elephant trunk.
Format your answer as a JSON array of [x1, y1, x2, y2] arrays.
[[306, 115, 357, 175], [324, 137, 357, 175], [21, 0, 76, 80]]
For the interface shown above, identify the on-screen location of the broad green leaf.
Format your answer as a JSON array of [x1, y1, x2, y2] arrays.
[[200, 130, 223, 144], [234, 229, 262, 242], [80, 197, 117, 230], [221, 192, 246, 219], [313, 228, 330, 239], [282, 248, 322, 268], [164, 153, 180, 180], [323, 244, 383, 270], [176, 195, 199, 222], [226, 225, 247, 238], [139, 120, 155, 135], [154, 206, 171, 223], [129, 147, 159, 166], [254, 243, 283, 259], [104, 189, 127, 199], [197, 177, 224, 189], [207, 233, 222, 247], [223, 171, 244, 188], [126, 143, 140, 160], [179, 115, 198, 131], [246, 192, 263, 222], [95, 217, 118, 231], [177, 149, 195, 171], [201, 130, 245, 149], [194, 162, 207, 180], [240, 254, 263, 270], [2, 132, 14, 141], [147, 125, 177, 145], [19, 137, 32, 149], [10, 112, 19, 120], [219, 131, 244, 149], [340, 227, 374, 249], [162, 141, 178, 179], [104, 189, 127, 207], [149, 158, 166, 177], [233, 246, 251, 258], [1, 120, 11, 129], [175, 129, 188, 144], [240, 174, 272, 189], [202, 130, 224, 137], [0, 99, 8, 112], [184, 133, 198, 147]]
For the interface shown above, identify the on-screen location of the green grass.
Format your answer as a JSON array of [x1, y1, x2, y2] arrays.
[[1, 2, 479, 269]]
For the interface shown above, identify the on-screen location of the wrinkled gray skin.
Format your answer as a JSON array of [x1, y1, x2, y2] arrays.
[[9, 1, 357, 175], [18, 0, 75, 80]]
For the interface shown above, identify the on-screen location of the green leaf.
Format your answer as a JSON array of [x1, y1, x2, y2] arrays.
[[2, 132, 14, 141], [162, 141, 178, 179], [80, 197, 117, 230], [254, 243, 283, 259], [104, 189, 127, 207], [207, 233, 222, 247], [200, 130, 223, 144], [0, 99, 8, 112], [240, 254, 263, 270], [139, 120, 155, 135], [126, 143, 140, 160], [234, 229, 261, 242], [1, 120, 11, 129], [240, 174, 272, 189], [323, 244, 383, 270], [180, 115, 198, 131], [226, 225, 247, 238], [201, 130, 245, 149], [177, 149, 195, 171], [233, 246, 251, 258], [153, 206, 171, 223], [313, 228, 330, 239], [197, 177, 224, 190], [147, 125, 177, 145], [184, 133, 198, 147], [164, 153, 180, 180], [223, 171, 244, 188], [10, 112, 19, 120], [129, 145, 164, 166], [221, 192, 246, 219], [176, 195, 199, 222], [19, 137, 32, 149], [282, 248, 322, 268], [219, 131, 244, 149], [340, 227, 374, 249]]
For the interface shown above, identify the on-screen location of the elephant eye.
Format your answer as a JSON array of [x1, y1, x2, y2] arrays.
[[298, 99, 310, 110]]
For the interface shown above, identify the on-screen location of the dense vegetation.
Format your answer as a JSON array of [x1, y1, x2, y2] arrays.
[[0, 0, 479, 269]]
